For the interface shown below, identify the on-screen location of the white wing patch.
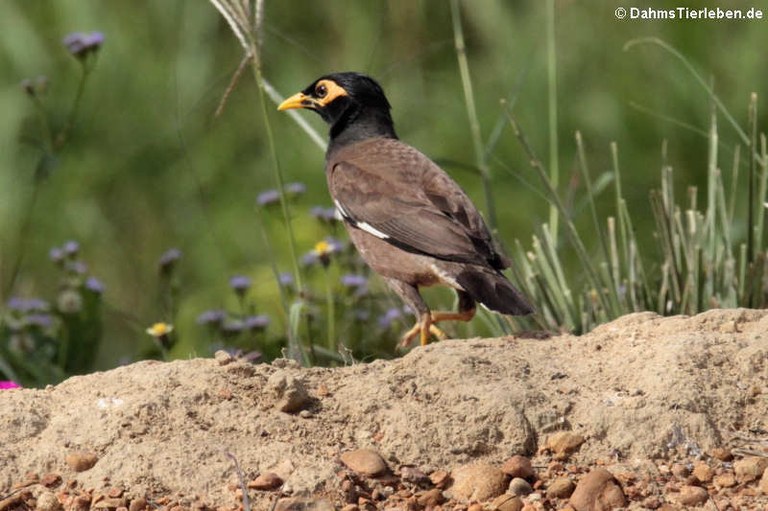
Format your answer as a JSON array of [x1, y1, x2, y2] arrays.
[[334, 199, 390, 239], [357, 221, 390, 239]]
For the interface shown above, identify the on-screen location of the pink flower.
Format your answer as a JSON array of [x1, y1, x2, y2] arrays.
[[0, 381, 21, 390]]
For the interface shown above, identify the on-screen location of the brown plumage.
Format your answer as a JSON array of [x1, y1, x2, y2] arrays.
[[279, 72, 533, 347]]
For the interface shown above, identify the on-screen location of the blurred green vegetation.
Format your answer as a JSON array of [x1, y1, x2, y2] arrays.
[[1, 1, 767, 379]]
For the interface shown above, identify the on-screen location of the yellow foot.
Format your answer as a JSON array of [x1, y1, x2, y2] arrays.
[[398, 317, 447, 349]]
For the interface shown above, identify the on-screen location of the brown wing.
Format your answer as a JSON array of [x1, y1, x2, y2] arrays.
[[328, 138, 508, 269]]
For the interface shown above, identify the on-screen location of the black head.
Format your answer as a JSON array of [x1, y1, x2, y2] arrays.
[[278, 72, 396, 144]]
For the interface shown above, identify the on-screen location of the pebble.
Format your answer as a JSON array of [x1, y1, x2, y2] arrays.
[[508, 477, 533, 496], [501, 455, 535, 480], [734, 456, 768, 483], [416, 488, 443, 507], [713, 472, 736, 489], [759, 467, 768, 495], [709, 447, 733, 461], [467, 504, 483, 511], [36, 490, 63, 511], [248, 472, 283, 490], [340, 449, 388, 477], [490, 493, 523, 511], [65, 451, 99, 472], [128, 497, 147, 511], [93, 497, 127, 508], [691, 463, 714, 483], [676, 485, 709, 506], [670, 463, 690, 479], [40, 473, 62, 488], [546, 477, 575, 499], [569, 468, 626, 511], [430, 469, 450, 488], [267, 371, 310, 413], [400, 466, 429, 485], [447, 462, 507, 503], [275, 497, 334, 511], [545, 432, 585, 460], [213, 350, 234, 365]]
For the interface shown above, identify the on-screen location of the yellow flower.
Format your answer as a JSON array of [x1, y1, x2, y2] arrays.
[[313, 240, 332, 256], [146, 322, 173, 337]]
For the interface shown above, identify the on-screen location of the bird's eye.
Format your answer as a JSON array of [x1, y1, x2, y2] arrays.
[[315, 84, 328, 98]]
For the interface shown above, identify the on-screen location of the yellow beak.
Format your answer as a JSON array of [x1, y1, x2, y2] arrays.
[[277, 92, 314, 111]]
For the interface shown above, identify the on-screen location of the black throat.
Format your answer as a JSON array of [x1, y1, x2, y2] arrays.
[[327, 104, 398, 154]]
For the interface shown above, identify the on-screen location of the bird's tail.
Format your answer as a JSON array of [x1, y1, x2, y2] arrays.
[[456, 267, 534, 316]]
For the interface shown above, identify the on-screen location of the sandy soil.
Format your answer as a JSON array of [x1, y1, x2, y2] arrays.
[[1, 308, 767, 510]]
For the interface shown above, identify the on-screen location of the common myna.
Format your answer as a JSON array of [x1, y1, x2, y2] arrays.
[[278, 72, 533, 347]]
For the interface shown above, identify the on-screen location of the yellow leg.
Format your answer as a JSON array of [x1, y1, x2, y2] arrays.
[[399, 308, 478, 348], [399, 313, 447, 348]]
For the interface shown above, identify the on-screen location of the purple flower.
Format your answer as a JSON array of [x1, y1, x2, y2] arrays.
[[278, 272, 294, 287], [49, 247, 65, 264], [63, 240, 80, 257], [63, 31, 105, 58], [85, 276, 105, 294], [341, 274, 368, 288], [197, 309, 227, 325], [0, 381, 21, 390], [229, 275, 251, 295], [25, 313, 54, 328], [7, 297, 50, 314], [158, 248, 182, 274], [256, 189, 280, 207], [285, 182, 306, 195], [243, 315, 269, 330], [310, 206, 339, 223]]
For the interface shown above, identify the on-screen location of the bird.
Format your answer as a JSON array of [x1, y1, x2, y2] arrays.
[[278, 72, 533, 347]]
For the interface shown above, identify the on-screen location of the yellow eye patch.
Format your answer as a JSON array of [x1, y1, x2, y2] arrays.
[[313, 79, 348, 106]]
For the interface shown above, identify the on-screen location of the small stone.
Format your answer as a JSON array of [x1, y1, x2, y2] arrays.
[[546, 477, 575, 499], [214, 350, 234, 365], [709, 447, 733, 461], [676, 485, 708, 506], [128, 497, 148, 511], [93, 497, 127, 508], [65, 451, 98, 472], [275, 497, 334, 511], [508, 477, 533, 496], [36, 491, 63, 511], [759, 467, 768, 495], [691, 463, 714, 483], [490, 493, 523, 511], [468, 504, 483, 511], [400, 466, 429, 484], [447, 463, 508, 503], [734, 456, 768, 483], [430, 469, 450, 488], [40, 473, 62, 488], [267, 371, 310, 413], [569, 468, 626, 511], [713, 472, 736, 489], [670, 463, 689, 479], [248, 472, 283, 490], [416, 488, 443, 507], [299, 410, 314, 419], [340, 449, 388, 477], [107, 488, 124, 498], [546, 432, 585, 460], [501, 455, 535, 480]]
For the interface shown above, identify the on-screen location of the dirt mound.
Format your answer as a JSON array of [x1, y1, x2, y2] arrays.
[[1, 309, 766, 509]]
